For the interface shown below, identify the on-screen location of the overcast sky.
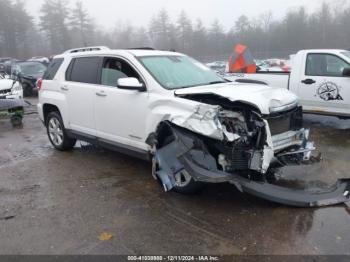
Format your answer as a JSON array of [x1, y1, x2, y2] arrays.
[[24, 0, 332, 30]]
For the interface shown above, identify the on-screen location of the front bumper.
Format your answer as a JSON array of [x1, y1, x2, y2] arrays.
[[0, 87, 23, 100], [155, 124, 350, 207]]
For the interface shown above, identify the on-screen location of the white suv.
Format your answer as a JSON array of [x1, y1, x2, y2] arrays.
[[38, 46, 350, 207]]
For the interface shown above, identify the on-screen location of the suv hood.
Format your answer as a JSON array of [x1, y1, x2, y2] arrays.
[[175, 82, 298, 115], [0, 79, 13, 91]]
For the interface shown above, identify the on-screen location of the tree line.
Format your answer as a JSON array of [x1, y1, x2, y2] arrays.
[[0, 0, 350, 62]]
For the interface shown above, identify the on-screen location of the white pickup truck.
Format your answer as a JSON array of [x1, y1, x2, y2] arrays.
[[226, 50, 350, 118]]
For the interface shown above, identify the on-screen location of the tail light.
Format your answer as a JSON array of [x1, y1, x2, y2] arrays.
[[282, 66, 291, 72], [37, 78, 43, 91]]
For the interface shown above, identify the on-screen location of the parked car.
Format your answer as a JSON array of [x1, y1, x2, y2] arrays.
[[0, 57, 12, 73], [28, 56, 50, 65], [0, 73, 23, 99], [206, 61, 227, 73], [226, 49, 350, 118], [37, 46, 350, 207], [13, 61, 47, 97]]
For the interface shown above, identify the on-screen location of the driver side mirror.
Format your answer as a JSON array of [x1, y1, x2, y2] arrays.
[[343, 68, 350, 77], [117, 77, 146, 92]]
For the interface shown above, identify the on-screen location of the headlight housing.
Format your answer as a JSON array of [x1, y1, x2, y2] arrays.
[[269, 100, 299, 113]]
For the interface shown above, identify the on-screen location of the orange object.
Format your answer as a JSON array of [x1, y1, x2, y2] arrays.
[[228, 44, 257, 73]]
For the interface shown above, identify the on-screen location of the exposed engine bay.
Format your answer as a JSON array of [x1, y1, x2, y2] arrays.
[[151, 95, 350, 207]]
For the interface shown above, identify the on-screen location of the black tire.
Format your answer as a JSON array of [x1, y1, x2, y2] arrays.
[[46, 111, 76, 151], [157, 135, 204, 195], [172, 170, 204, 195]]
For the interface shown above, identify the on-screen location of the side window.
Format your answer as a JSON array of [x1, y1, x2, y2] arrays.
[[306, 54, 350, 77], [66, 57, 101, 84], [100, 57, 140, 87], [43, 58, 64, 80]]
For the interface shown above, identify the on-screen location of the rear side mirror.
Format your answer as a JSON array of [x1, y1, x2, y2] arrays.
[[343, 68, 350, 77], [117, 77, 146, 92]]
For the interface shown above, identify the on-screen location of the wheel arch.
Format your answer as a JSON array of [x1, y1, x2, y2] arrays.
[[43, 103, 61, 124], [146, 121, 175, 149]]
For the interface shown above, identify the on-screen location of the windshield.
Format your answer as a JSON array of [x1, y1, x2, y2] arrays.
[[17, 62, 47, 76], [139, 55, 225, 90], [341, 51, 350, 60]]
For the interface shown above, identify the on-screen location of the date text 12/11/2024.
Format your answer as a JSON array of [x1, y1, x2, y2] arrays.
[[127, 256, 220, 261]]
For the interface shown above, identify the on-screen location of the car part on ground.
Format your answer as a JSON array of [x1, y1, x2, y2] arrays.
[[0, 99, 26, 127]]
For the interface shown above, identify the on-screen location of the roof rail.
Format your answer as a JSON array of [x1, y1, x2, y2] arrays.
[[64, 46, 110, 54], [127, 47, 155, 50]]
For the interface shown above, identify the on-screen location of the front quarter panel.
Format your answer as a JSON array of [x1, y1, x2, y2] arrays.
[[145, 93, 225, 144]]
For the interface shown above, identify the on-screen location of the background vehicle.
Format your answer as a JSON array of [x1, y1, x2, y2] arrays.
[[13, 61, 47, 97], [226, 49, 350, 118], [28, 56, 50, 65], [0, 73, 23, 99], [37, 46, 350, 207], [0, 57, 12, 73]]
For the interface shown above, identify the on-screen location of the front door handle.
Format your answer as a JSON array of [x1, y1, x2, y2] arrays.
[[61, 86, 69, 91], [96, 91, 107, 97], [301, 79, 316, 85]]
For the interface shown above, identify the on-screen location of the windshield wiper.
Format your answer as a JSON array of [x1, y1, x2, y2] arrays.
[[175, 80, 227, 90], [208, 81, 226, 85]]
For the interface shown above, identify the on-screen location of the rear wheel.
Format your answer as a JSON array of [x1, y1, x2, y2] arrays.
[[156, 135, 204, 194], [46, 112, 76, 151]]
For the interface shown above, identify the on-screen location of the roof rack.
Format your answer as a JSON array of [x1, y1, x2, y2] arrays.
[[64, 46, 110, 54]]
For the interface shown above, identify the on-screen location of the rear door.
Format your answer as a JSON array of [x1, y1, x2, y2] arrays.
[[94, 56, 149, 151], [298, 53, 350, 114], [64, 56, 102, 135]]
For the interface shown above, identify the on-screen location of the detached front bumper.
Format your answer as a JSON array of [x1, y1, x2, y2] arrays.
[[155, 124, 350, 208]]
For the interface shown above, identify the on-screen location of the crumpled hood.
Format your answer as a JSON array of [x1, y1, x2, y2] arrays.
[[0, 79, 14, 91], [175, 82, 298, 115]]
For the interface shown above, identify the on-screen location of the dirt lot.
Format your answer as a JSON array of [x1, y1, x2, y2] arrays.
[[0, 98, 350, 255]]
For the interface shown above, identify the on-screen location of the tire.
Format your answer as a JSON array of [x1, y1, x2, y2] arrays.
[[46, 111, 76, 151], [157, 135, 204, 195]]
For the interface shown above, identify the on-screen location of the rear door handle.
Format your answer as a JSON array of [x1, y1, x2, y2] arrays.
[[61, 86, 69, 91], [301, 79, 316, 85], [96, 91, 107, 97]]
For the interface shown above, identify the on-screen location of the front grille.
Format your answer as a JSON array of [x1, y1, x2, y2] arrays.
[[267, 107, 303, 136], [0, 89, 11, 95]]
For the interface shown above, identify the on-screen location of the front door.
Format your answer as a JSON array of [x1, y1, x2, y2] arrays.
[[94, 57, 149, 151], [298, 53, 350, 115]]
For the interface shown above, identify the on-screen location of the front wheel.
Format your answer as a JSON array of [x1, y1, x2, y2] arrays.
[[46, 112, 76, 151], [155, 135, 204, 195], [172, 169, 204, 195]]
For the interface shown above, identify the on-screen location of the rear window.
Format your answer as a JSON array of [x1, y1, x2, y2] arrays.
[[43, 58, 64, 80], [66, 57, 101, 84]]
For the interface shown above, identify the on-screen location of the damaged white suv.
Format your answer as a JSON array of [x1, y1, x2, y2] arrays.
[[38, 46, 350, 207]]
